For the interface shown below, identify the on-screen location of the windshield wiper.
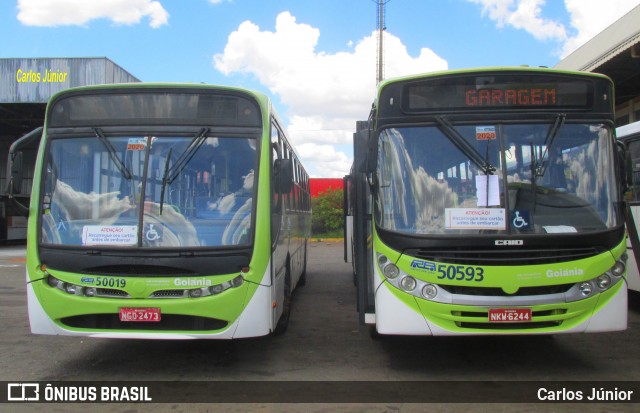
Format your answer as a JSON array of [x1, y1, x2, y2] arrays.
[[159, 128, 209, 214], [535, 113, 566, 177], [159, 148, 172, 215], [435, 116, 496, 175], [93, 128, 132, 180], [529, 113, 565, 214], [164, 128, 209, 185]]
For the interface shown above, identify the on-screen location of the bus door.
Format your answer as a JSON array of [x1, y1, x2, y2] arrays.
[[623, 136, 640, 293], [352, 127, 375, 325]]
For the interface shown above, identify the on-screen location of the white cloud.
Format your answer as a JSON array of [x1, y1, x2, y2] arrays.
[[213, 11, 447, 177], [561, 0, 640, 57], [16, 0, 169, 28], [468, 0, 567, 42], [296, 143, 353, 178], [467, 0, 640, 57]]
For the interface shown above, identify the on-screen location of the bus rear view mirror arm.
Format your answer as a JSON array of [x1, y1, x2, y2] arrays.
[[5, 127, 43, 216]]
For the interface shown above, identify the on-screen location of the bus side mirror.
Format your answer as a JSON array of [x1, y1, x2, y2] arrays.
[[5, 127, 43, 217], [354, 129, 377, 174], [365, 132, 377, 174], [274, 158, 293, 194]]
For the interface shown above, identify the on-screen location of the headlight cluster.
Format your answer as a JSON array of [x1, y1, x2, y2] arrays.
[[46, 275, 122, 298], [568, 255, 627, 302], [46, 274, 245, 299], [178, 275, 245, 299], [377, 254, 440, 301]]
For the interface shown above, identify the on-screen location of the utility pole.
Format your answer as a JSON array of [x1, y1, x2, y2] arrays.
[[376, 0, 391, 85]]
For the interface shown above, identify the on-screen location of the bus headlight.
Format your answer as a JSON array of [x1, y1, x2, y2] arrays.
[[63, 283, 82, 295], [596, 274, 611, 289], [400, 276, 417, 292], [209, 284, 225, 295], [566, 257, 627, 302], [231, 275, 244, 288], [422, 284, 438, 300], [579, 282, 593, 297], [188, 288, 204, 298], [47, 275, 61, 288], [374, 253, 451, 303], [207, 275, 244, 296], [383, 263, 400, 279], [610, 261, 625, 277]]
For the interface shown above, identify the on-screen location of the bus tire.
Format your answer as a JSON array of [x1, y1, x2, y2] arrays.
[[273, 271, 292, 336]]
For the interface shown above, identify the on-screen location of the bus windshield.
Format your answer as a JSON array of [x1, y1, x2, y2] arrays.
[[41, 133, 258, 248], [376, 121, 618, 235]]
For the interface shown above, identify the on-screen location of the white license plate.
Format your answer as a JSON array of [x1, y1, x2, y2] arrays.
[[119, 307, 161, 322], [488, 308, 532, 322]]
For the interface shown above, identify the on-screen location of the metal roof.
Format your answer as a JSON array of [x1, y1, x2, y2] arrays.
[[0, 57, 139, 136], [0, 57, 139, 104], [555, 5, 640, 108]]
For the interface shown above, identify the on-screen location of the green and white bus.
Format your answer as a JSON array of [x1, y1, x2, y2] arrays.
[[7, 83, 311, 339], [617, 120, 640, 293], [346, 67, 628, 336]]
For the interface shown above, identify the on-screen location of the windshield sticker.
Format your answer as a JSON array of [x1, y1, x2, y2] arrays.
[[82, 225, 138, 246], [476, 175, 500, 206], [476, 126, 496, 140], [445, 208, 506, 230], [543, 225, 578, 233], [144, 223, 163, 242], [127, 138, 147, 151], [511, 210, 531, 230]]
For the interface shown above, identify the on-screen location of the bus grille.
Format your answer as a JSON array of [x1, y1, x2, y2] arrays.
[[95, 288, 130, 298], [407, 247, 602, 266], [452, 309, 567, 330], [150, 290, 186, 298], [60, 314, 228, 332]]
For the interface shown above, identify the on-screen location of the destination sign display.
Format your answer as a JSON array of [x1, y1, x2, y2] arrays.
[[404, 73, 594, 112]]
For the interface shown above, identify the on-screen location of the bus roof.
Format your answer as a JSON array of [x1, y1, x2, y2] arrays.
[[376, 66, 613, 91]]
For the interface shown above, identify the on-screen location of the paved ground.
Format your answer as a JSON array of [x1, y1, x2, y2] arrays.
[[0, 241, 638, 412]]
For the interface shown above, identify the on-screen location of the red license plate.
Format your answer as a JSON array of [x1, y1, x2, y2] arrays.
[[488, 308, 532, 323], [119, 307, 161, 322]]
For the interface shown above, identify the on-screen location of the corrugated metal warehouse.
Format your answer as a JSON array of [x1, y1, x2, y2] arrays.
[[0, 57, 139, 240]]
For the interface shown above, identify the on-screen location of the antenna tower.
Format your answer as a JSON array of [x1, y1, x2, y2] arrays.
[[376, 0, 391, 84]]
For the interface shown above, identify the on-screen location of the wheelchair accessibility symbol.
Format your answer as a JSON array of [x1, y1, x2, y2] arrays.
[[511, 210, 531, 230], [144, 223, 163, 242]]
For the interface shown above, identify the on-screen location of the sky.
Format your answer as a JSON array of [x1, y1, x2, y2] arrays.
[[2, 0, 640, 178]]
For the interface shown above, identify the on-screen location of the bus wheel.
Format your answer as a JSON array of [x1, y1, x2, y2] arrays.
[[273, 272, 292, 335]]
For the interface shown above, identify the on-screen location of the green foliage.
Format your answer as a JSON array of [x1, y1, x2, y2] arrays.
[[311, 188, 344, 235]]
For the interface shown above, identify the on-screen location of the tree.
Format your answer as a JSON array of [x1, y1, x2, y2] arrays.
[[311, 188, 343, 235]]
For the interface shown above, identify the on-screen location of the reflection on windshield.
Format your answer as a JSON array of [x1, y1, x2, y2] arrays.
[[41, 134, 258, 248], [376, 123, 617, 235]]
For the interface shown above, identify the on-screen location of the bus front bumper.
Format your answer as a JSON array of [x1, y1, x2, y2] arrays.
[[373, 279, 628, 336]]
